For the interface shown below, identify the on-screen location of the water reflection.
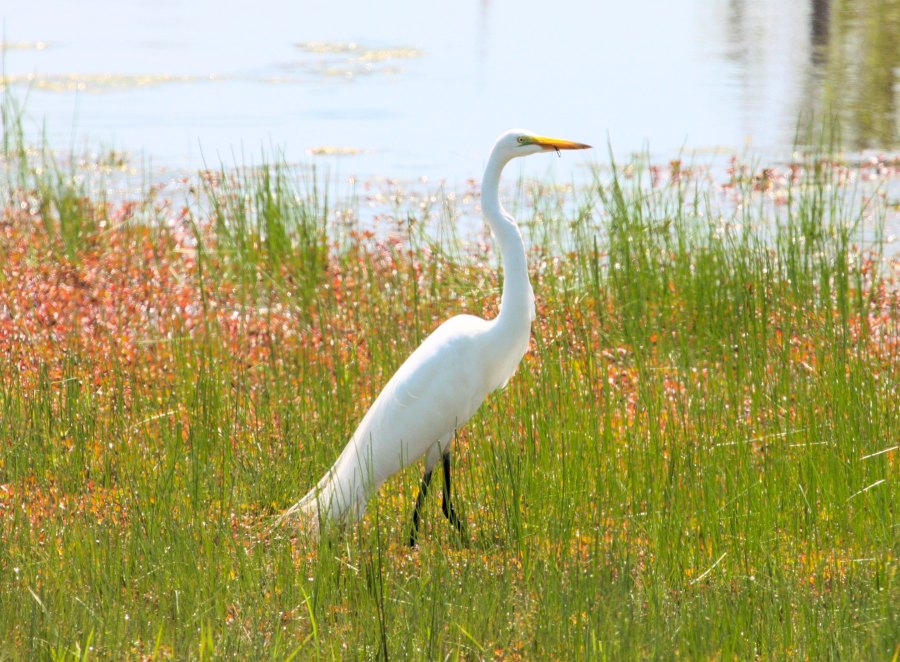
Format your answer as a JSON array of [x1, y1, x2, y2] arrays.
[[723, 0, 896, 150], [809, 0, 899, 149], [809, 0, 830, 65]]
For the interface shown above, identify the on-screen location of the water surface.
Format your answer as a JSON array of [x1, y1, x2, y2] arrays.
[[2, 0, 897, 183]]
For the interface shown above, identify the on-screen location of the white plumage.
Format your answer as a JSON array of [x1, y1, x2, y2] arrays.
[[278, 129, 590, 540]]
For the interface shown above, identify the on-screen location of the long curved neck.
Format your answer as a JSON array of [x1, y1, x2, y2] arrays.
[[482, 151, 535, 327]]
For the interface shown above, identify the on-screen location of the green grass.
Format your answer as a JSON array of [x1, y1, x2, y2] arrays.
[[0, 102, 898, 659]]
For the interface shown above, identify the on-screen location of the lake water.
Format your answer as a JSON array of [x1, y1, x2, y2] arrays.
[[1, 0, 897, 184]]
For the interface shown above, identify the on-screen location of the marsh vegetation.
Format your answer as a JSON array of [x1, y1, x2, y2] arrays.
[[0, 96, 898, 659]]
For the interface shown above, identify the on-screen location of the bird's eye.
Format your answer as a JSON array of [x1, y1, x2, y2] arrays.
[[517, 136, 525, 144]]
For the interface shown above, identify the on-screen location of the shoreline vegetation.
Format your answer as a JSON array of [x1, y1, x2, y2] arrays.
[[1, 96, 898, 658]]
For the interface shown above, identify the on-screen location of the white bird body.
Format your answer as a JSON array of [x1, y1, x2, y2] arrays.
[[280, 130, 589, 538]]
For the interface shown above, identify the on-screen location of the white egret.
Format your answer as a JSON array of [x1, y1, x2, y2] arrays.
[[278, 130, 590, 544]]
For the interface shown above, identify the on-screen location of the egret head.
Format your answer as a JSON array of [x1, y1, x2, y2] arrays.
[[492, 129, 591, 162]]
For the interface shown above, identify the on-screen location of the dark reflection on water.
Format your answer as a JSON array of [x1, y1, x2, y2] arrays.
[[809, 0, 831, 64]]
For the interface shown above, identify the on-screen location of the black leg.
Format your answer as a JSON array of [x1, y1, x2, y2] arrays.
[[407, 468, 433, 547], [441, 452, 466, 536]]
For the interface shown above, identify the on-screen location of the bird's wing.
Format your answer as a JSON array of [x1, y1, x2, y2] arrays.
[[346, 314, 492, 476]]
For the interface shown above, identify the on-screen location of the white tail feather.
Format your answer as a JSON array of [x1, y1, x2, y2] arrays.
[[272, 448, 370, 535], [270, 485, 319, 534]]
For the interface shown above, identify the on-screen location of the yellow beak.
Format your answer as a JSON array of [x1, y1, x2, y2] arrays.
[[531, 135, 592, 150]]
